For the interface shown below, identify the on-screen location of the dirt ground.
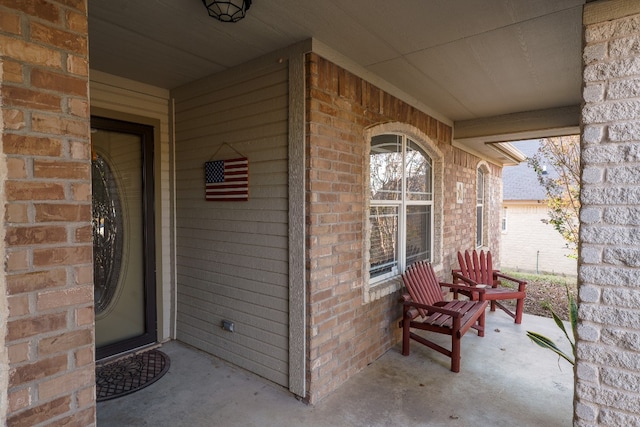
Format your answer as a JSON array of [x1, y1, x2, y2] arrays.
[[501, 270, 578, 321]]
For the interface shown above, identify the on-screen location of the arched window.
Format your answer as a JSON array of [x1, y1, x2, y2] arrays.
[[476, 168, 485, 247], [369, 134, 433, 283]]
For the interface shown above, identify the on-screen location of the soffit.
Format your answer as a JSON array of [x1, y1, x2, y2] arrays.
[[88, 0, 586, 160]]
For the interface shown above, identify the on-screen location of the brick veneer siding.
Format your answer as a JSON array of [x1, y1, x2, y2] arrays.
[[305, 53, 500, 403], [501, 203, 577, 276], [578, 3, 640, 425], [1, 1, 95, 426]]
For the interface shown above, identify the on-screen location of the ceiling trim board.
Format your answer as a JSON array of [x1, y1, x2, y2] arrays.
[[453, 105, 580, 143], [90, 70, 171, 100]]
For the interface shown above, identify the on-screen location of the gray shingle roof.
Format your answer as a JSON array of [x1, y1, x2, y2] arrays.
[[502, 140, 557, 201]]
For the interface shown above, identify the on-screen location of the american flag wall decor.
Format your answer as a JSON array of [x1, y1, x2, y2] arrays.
[[204, 157, 249, 201]]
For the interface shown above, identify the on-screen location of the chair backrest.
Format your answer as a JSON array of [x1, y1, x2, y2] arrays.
[[457, 250, 494, 285], [401, 261, 443, 318]]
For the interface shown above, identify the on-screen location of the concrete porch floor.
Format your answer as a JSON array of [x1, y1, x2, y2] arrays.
[[97, 312, 575, 426]]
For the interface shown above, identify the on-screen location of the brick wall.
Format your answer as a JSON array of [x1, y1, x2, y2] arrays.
[[501, 205, 578, 277], [305, 53, 497, 403], [1, 1, 95, 426], [578, 3, 640, 425], [501, 203, 577, 276]]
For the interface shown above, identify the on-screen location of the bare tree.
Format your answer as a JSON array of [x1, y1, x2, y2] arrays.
[[528, 135, 580, 258]]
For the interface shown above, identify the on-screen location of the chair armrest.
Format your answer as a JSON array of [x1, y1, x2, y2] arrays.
[[439, 281, 486, 298], [399, 294, 420, 320], [494, 272, 527, 291], [451, 269, 463, 283], [402, 300, 462, 318], [451, 272, 484, 288]]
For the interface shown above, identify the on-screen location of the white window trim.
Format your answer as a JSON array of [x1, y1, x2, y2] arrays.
[[476, 161, 491, 250], [363, 123, 444, 303], [368, 135, 434, 285], [501, 206, 508, 233], [476, 168, 485, 248], [368, 201, 401, 284]]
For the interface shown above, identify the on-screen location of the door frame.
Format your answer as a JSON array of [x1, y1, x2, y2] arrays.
[[92, 115, 158, 360]]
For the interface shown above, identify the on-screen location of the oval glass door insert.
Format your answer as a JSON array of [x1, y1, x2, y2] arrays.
[[92, 152, 124, 314]]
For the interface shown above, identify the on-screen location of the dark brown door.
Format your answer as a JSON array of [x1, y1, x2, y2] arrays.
[[91, 116, 157, 360]]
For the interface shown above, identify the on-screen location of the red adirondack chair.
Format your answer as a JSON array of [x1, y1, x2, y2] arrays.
[[400, 261, 488, 372], [452, 249, 527, 324]]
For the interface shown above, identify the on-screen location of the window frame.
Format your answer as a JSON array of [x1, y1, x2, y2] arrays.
[[364, 123, 444, 304], [476, 168, 485, 248], [368, 133, 434, 285], [501, 206, 508, 233]]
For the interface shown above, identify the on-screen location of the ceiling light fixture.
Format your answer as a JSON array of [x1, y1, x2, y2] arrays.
[[202, 0, 252, 23]]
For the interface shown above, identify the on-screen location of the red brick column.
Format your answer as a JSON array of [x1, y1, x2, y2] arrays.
[[1, 1, 95, 425]]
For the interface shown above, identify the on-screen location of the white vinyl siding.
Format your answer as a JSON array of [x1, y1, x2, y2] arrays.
[[173, 62, 290, 387]]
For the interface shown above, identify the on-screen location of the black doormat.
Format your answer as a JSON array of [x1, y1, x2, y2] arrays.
[[96, 348, 170, 402]]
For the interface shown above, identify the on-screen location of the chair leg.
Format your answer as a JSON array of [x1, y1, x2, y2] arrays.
[[478, 310, 486, 337], [515, 297, 524, 324], [451, 333, 461, 373], [402, 316, 411, 356], [490, 301, 496, 312]]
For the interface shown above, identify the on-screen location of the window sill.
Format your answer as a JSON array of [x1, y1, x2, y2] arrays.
[[366, 276, 403, 303]]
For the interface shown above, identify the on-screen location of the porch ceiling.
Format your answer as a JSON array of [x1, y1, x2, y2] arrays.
[[88, 0, 585, 153]]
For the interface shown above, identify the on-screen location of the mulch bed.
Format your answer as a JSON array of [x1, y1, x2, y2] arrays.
[[501, 275, 577, 321]]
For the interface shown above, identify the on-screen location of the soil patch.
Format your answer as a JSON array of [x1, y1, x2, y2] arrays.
[[502, 270, 577, 321]]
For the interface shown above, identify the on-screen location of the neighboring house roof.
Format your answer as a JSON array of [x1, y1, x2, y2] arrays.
[[502, 140, 556, 201]]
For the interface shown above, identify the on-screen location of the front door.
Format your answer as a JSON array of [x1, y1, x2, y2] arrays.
[[91, 116, 157, 360]]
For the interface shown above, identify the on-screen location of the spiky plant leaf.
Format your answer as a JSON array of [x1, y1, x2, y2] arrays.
[[526, 284, 577, 367], [526, 331, 575, 365]]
